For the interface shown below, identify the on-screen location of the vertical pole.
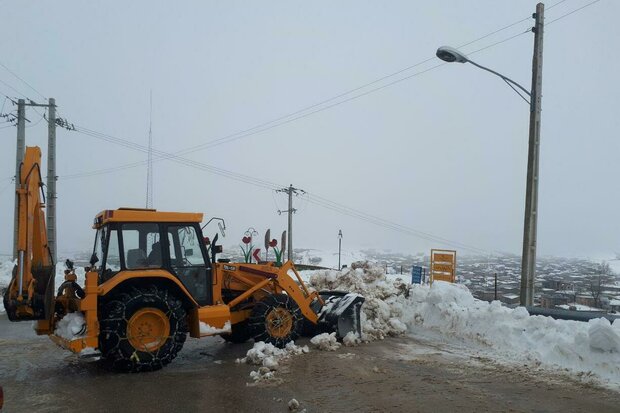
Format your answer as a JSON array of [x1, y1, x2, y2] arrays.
[[338, 229, 342, 270], [146, 90, 153, 209], [13, 99, 26, 260], [494, 272, 498, 301], [520, 3, 544, 307], [47, 98, 57, 264], [287, 184, 293, 263]]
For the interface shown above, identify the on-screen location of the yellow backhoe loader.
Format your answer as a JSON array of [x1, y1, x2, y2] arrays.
[[3, 147, 364, 372]]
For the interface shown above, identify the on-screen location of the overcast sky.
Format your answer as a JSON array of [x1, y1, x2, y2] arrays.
[[0, 0, 618, 259]]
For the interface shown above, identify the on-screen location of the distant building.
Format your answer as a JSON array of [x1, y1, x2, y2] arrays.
[[609, 299, 620, 313], [575, 294, 596, 308], [500, 294, 520, 305], [540, 293, 569, 309]]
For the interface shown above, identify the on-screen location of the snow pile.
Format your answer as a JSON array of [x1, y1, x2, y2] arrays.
[[54, 312, 86, 340], [309, 261, 412, 340], [199, 321, 231, 335], [342, 331, 361, 347], [238, 341, 309, 383], [310, 332, 341, 351], [249, 366, 276, 383], [309, 261, 620, 386]]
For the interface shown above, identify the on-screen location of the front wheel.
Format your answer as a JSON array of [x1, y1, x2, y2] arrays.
[[249, 294, 302, 348], [98, 284, 188, 372]]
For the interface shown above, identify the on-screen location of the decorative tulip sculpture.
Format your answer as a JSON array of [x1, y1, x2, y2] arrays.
[[240, 228, 259, 263]]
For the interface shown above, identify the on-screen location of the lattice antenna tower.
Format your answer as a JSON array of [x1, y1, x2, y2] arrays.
[[146, 90, 154, 209]]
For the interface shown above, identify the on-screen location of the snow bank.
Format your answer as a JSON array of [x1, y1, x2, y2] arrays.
[[54, 312, 86, 340], [309, 261, 620, 387]]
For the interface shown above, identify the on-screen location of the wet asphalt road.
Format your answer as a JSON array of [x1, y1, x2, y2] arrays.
[[1, 315, 620, 413]]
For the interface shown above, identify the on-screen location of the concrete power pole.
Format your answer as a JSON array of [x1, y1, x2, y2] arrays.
[[11, 98, 60, 263], [520, 3, 544, 307], [46, 98, 57, 263], [276, 184, 305, 263], [13, 99, 26, 259]]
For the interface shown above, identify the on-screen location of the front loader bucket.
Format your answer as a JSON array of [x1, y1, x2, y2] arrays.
[[317, 291, 365, 339]]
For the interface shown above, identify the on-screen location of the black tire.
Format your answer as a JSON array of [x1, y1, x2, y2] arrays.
[[220, 320, 252, 344], [249, 294, 302, 348], [98, 284, 188, 373]]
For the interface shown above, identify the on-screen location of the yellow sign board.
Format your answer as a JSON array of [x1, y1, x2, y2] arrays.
[[430, 249, 456, 283]]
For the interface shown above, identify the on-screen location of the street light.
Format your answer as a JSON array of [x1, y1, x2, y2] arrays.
[[435, 3, 545, 307], [435, 46, 531, 102]]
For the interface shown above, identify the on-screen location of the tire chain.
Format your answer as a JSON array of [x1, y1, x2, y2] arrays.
[[99, 284, 187, 372], [249, 293, 302, 348]]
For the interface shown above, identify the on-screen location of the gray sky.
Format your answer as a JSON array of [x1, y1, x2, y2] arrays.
[[0, 0, 618, 258]]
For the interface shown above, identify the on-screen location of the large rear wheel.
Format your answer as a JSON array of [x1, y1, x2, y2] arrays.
[[98, 284, 188, 372], [249, 294, 302, 348]]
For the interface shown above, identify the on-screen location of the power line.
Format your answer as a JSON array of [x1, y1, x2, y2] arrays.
[[0, 60, 47, 100], [547, 0, 601, 25], [69, 120, 492, 254], [61, 18, 542, 180], [0, 78, 26, 98]]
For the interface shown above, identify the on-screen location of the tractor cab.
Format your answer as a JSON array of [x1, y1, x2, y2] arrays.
[[92, 208, 213, 305]]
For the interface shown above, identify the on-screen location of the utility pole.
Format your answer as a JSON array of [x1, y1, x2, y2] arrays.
[[276, 184, 305, 263], [494, 273, 498, 301], [520, 3, 544, 307], [338, 229, 342, 270], [13, 99, 26, 259], [11, 98, 63, 263], [46, 98, 57, 263]]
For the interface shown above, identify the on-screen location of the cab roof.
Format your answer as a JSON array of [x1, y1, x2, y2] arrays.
[[93, 208, 203, 228]]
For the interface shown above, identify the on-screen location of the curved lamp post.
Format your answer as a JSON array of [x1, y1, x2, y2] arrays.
[[435, 3, 544, 307]]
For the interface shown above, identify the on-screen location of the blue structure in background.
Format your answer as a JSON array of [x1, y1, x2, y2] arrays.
[[411, 266, 424, 284]]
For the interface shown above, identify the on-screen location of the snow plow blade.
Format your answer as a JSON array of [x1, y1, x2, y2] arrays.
[[317, 291, 364, 339]]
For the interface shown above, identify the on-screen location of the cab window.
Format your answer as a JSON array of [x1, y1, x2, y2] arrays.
[[121, 223, 162, 269]]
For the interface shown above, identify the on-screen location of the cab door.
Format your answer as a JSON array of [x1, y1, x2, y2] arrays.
[[165, 224, 212, 305]]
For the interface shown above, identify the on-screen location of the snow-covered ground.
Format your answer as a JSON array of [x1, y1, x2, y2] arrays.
[[306, 262, 620, 388]]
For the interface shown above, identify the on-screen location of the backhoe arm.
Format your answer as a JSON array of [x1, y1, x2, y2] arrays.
[[3, 146, 55, 324]]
